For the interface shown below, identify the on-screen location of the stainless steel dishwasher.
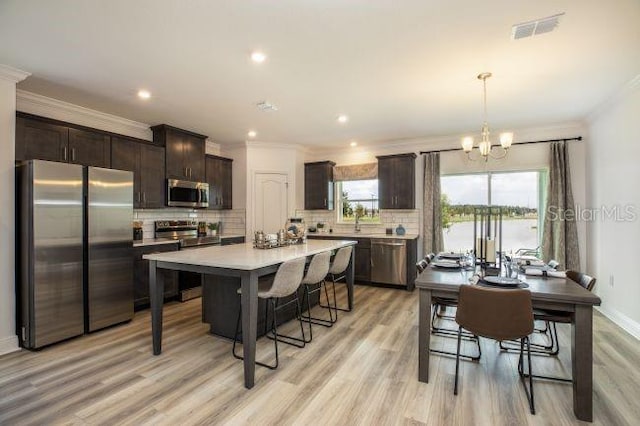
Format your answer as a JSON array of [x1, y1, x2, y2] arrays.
[[371, 239, 407, 286]]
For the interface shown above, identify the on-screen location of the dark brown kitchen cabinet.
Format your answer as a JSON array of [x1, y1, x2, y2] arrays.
[[16, 116, 69, 162], [353, 238, 372, 283], [377, 153, 416, 209], [206, 155, 233, 210], [111, 136, 166, 209], [16, 114, 111, 167], [304, 161, 335, 210], [133, 243, 179, 311], [152, 124, 206, 182], [68, 128, 111, 167]]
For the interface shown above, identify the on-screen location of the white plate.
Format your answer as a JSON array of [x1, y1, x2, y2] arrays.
[[432, 260, 461, 269], [482, 276, 522, 287]]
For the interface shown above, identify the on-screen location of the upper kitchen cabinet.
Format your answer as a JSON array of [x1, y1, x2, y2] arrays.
[[377, 153, 416, 209], [111, 136, 165, 209], [151, 124, 206, 182], [304, 161, 335, 210], [205, 155, 233, 210], [16, 113, 111, 168]]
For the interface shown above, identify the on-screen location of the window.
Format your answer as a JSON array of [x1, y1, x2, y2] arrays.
[[337, 179, 380, 223], [440, 171, 545, 254]]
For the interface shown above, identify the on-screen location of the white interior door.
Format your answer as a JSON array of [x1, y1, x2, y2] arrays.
[[254, 173, 288, 234]]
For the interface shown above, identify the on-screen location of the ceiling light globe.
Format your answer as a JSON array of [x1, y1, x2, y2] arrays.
[[461, 137, 474, 152], [479, 141, 491, 157], [500, 132, 514, 148]]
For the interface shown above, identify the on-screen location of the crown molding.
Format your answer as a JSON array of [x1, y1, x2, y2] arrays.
[[16, 90, 152, 141], [587, 73, 640, 122], [0, 65, 30, 83]]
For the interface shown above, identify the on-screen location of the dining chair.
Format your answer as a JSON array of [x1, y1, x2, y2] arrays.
[[416, 257, 481, 361], [500, 270, 597, 359], [454, 285, 536, 414], [232, 257, 307, 370], [300, 251, 333, 342], [319, 245, 353, 313]]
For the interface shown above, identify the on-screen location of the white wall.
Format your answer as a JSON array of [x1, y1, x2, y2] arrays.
[[0, 66, 29, 355], [587, 76, 640, 339], [224, 142, 306, 237]]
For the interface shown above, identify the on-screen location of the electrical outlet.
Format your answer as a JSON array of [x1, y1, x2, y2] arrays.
[[609, 275, 614, 287]]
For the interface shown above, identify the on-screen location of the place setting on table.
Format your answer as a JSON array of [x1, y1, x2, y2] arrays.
[[427, 249, 570, 290]]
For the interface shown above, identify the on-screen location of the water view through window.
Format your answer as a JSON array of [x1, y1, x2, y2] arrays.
[[441, 171, 542, 254]]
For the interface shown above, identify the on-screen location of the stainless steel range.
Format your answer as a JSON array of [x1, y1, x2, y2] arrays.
[[154, 220, 221, 301]]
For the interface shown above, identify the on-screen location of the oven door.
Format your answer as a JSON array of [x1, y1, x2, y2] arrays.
[[167, 179, 209, 208]]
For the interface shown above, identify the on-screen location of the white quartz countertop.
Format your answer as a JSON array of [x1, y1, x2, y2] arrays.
[[308, 232, 419, 240], [143, 239, 357, 270]]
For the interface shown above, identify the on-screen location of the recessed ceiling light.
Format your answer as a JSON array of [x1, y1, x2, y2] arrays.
[[251, 51, 267, 63], [247, 130, 257, 138], [137, 89, 151, 99], [350, 141, 358, 147], [337, 114, 349, 124]]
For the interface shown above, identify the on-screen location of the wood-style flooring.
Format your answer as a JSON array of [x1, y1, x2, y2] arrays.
[[1, 285, 638, 425]]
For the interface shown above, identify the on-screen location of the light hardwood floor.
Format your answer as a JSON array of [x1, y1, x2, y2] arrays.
[[1, 285, 638, 425]]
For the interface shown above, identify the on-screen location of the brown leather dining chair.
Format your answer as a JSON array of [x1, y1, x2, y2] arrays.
[[454, 285, 536, 415]]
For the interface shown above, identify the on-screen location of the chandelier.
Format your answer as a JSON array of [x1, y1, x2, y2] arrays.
[[461, 72, 513, 161]]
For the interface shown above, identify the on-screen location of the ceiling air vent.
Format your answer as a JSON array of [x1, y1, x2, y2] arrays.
[[511, 13, 565, 40], [256, 101, 278, 112]]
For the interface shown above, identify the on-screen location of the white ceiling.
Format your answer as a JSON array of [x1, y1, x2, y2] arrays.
[[1, 0, 639, 147]]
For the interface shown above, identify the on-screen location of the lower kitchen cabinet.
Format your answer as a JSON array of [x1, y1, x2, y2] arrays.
[[133, 243, 180, 310]]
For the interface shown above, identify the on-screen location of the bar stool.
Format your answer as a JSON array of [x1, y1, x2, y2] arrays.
[[232, 257, 307, 370], [319, 245, 353, 314], [300, 251, 333, 342]]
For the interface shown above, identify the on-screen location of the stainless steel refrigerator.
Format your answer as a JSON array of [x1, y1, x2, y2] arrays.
[[17, 160, 134, 349]]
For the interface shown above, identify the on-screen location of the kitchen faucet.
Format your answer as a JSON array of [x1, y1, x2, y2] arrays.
[[355, 213, 361, 232]]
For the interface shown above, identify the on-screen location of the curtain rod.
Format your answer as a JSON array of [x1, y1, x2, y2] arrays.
[[419, 136, 582, 155]]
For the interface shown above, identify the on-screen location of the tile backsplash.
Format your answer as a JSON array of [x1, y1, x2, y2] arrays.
[[134, 208, 246, 238], [294, 209, 420, 236]]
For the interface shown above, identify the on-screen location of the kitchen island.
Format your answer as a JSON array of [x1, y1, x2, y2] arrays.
[[143, 239, 357, 389]]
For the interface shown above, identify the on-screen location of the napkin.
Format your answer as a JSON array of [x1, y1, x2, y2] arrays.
[[524, 269, 567, 278], [518, 259, 546, 267]]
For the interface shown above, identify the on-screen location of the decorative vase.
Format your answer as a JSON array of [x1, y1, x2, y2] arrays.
[[395, 224, 406, 236]]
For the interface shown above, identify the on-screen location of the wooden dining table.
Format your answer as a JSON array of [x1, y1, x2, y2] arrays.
[[415, 267, 602, 422]]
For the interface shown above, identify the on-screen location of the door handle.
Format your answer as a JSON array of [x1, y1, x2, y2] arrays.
[[185, 167, 188, 177], [375, 242, 405, 247], [63, 146, 68, 161], [143, 192, 146, 203], [324, 198, 327, 207], [71, 148, 76, 162], [137, 192, 141, 203]]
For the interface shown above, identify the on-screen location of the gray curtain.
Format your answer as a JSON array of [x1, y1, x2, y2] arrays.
[[542, 141, 580, 270], [423, 153, 443, 255]]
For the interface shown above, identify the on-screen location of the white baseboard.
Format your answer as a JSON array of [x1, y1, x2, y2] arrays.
[[0, 334, 20, 356], [596, 306, 640, 341]]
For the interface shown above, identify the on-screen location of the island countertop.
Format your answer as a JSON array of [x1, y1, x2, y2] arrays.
[[143, 239, 357, 270]]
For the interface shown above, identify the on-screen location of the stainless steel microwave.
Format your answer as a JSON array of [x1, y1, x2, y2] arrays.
[[167, 179, 209, 208]]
